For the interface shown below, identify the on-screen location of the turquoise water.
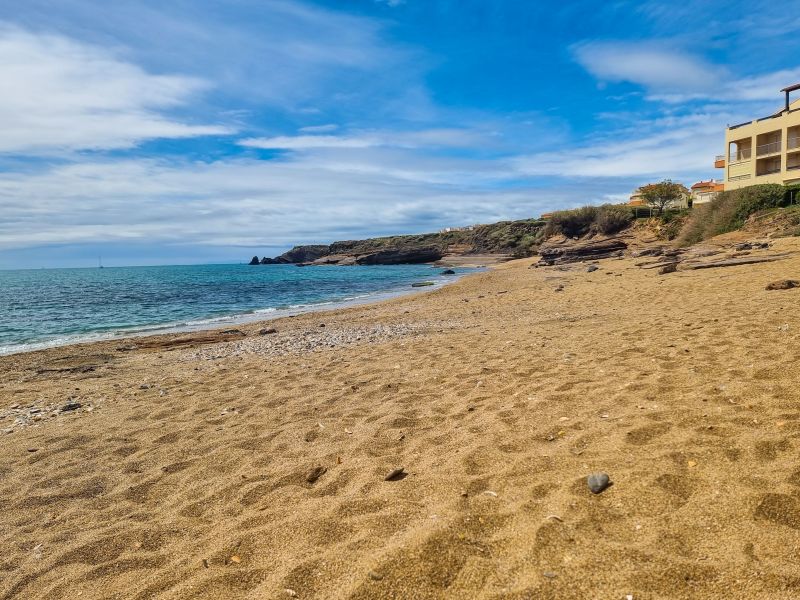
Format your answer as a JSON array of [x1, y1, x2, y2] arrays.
[[0, 263, 469, 355]]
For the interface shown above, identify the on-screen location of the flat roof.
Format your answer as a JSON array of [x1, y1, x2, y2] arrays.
[[781, 83, 800, 93]]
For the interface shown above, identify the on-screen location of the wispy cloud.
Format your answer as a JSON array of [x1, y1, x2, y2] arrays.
[[0, 25, 232, 154], [572, 41, 721, 94]]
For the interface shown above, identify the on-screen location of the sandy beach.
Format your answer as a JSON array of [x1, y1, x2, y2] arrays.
[[2, 238, 800, 599]]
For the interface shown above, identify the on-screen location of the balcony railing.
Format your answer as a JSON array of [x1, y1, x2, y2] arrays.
[[756, 140, 782, 156], [788, 137, 800, 151], [757, 167, 781, 176], [728, 148, 751, 162]]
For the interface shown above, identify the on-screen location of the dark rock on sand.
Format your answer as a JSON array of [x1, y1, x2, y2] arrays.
[[441, 269, 456, 275], [412, 282, 435, 288], [259, 327, 278, 335], [60, 402, 82, 413], [586, 265, 599, 272], [587, 472, 611, 494], [766, 279, 800, 290], [538, 239, 628, 266], [658, 263, 678, 275]]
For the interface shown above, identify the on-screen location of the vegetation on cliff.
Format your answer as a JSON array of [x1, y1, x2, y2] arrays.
[[677, 184, 796, 246]]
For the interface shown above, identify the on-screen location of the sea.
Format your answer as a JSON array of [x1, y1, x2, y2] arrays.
[[0, 263, 473, 356]]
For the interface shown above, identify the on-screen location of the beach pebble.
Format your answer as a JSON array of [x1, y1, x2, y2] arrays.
[[27, 448, 38, 453], [587, 472, 611, 494], [384, 467, 405, 481], [543, 571, 557, 579], [285, 589, 297, 598], [586, 265, 599, 272], [306, 465, 327, 483], [259, 327, 278, 335], [368, 571, 384, 581], [766, 279, 799, 290], [60, 402, 82, 413]]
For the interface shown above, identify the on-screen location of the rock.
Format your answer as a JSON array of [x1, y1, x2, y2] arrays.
[[60, 402, 82, 413], [384, 467, 406, 481], [555, 284, 564, 292], [543, 571, 557, 579], [538, 239, 628, 266], [411, 281, 435, 288], [587, 472, 611, 494], [27, 448, 38, 452], [259, 327, 278, 335], [306, 465, 327, 484], [319, 323, 326, 327], [139, 384, 151, 390], [441, 269, 456, 275], [248, 255, 260, 265], [356, 247, 443, 266], [221, 329, 245, 336], [368, 571, 384, 581], [116, 344, 138, 352], [766, 279, 800, 290], [658, 263, 678, 275], [586, 264, 599, 272]]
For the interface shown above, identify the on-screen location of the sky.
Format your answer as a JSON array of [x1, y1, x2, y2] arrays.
[[2, 0, 800, 268]]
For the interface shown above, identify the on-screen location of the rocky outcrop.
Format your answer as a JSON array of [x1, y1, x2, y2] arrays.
[[354, 247, 442, 265], [537, 238, 628, 266], [249, 255, 260, 265]]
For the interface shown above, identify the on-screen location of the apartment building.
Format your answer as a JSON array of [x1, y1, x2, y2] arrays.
[[716, 84, 800, 190], [690, 180, 724, 205]]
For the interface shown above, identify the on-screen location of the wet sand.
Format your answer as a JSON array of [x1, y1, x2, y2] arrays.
[[2, 238, 800, 599]]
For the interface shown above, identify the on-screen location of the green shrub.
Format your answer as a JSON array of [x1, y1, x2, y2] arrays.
[[594, 204, 634, 234], [544, 204, 634, 238], [676, 184, 790, 246]]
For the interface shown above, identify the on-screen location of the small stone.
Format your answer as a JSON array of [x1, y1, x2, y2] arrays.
[[543, 571, 557, 578], [259, 327, 278, 335], [555, 284, 564, 292], [27, 448, 38, 453], [766, 279, 800, 290], [139, 384, 151, 390], [60, 402, 82, 412], [319, 323, 326, 327], [285, 589, 297, 597], [441, 269, 456, 275], [658, 263, 678, 275], [587, 472, 611, 494], [368, 571, 384, 581], [306, 465, 327, 483], [384, 467, 406, 481], [586, 265, 599, 272]]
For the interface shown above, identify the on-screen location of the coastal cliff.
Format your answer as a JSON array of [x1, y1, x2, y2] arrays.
[[251, 218, 547, 265]]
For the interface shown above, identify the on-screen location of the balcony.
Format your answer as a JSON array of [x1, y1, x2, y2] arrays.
[[789, 137, 800, 151], [728, 148, 751, 162], [714, 155, 725, 168], [756, 140, 782, 156]]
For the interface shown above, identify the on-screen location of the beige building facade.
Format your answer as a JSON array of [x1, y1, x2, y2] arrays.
[[717, 84, 800, 190]]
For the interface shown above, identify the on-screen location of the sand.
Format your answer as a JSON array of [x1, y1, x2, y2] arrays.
[[2, 238, 800, 599]]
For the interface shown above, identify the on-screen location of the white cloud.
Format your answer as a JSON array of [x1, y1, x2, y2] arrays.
[[0, 25, 232, 154], [239, 128, 482, 151], [0, 150, 593, 252], [573, 41, 721, 94]]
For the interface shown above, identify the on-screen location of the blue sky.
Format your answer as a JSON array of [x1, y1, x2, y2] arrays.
[[2, 0, 800, 268]]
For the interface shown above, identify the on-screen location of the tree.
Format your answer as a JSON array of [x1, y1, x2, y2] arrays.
[[638, 180, 690, 215]]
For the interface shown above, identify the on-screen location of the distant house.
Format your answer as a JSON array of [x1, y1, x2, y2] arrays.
[[628, 184, 690, 209], [690, 180, 724, 205], [438, 225, 476, 233]]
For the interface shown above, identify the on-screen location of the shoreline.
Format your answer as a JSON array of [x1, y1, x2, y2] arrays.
[[3, 241, 800, 599], [0, 266, 481, 358]]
